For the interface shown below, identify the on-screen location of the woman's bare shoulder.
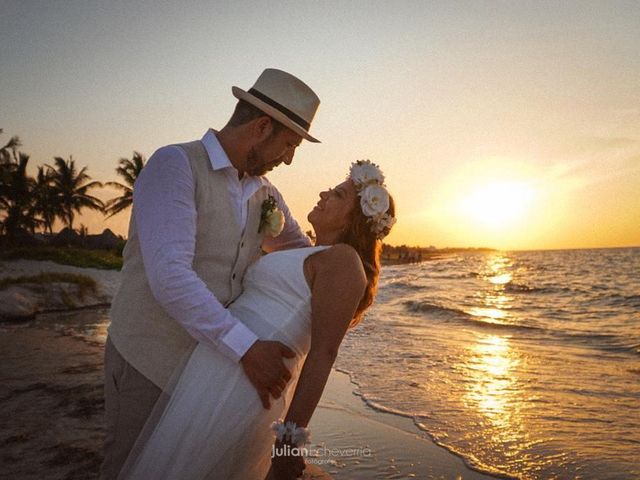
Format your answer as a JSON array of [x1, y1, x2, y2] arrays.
[[308, 244, 367, 285]]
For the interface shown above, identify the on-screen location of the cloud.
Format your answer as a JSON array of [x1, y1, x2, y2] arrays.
[[541, 152, 640, 193], [557, 135, 639, 158]]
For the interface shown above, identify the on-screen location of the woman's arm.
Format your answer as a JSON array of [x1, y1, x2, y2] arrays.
[[269, 244, 366, 479], [284, 243, 367, 427]]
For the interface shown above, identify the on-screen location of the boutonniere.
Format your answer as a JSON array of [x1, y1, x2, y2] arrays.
[[259, 195, 285, 237]]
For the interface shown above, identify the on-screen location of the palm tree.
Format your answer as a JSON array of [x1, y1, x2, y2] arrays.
[[0, 129, 21, 164], [0, 152, 40, 241], [0, 130, 21, 219], [33, 165, 60, 234], [47, 156, 104, 230], [104, 151, 146, 218], [0, 130, 25, 238]]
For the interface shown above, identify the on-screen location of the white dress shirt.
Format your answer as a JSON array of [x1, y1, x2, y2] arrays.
[[132, 130, 312, 363]]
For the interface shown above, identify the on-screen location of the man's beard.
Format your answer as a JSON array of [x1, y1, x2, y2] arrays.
[[246, 145, 278, 177]]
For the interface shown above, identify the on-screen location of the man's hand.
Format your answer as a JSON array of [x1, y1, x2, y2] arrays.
[[240, 340, 295, 409]]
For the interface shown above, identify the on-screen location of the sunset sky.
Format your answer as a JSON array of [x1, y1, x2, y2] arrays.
[[2, 1, 639, 250]]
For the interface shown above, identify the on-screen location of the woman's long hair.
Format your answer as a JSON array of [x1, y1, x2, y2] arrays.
[[342, 194, 395, 327]]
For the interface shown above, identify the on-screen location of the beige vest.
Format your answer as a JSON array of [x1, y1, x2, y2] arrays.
[[108, 140, 267, 390]]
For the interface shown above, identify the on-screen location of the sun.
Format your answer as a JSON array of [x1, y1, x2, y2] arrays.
[[460, 181, 535, 228]]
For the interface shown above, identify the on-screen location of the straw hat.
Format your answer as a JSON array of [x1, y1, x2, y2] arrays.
[[232, 68, 320, 143]]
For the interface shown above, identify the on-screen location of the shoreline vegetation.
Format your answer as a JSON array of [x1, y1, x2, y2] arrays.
[[0, 272, 98, 292], [1, 245, 124, 270]]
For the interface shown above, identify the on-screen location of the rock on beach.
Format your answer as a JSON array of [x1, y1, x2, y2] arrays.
[[0, 260, 120, 321]]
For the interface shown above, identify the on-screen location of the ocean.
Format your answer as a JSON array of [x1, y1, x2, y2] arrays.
[[335, 247, 640, 479]]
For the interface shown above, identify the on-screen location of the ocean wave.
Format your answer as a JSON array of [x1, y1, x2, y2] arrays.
[[608, 293, 640, 308], [383, 280, 424, 291], [557, 332, 640, 356], [499, 281, 577, 295], [334, 367, 421, 420], [499, 282, 592, 296], [359, 394, 418, 419], [503, 282, 542, 293], [404, 300, 468, 317], [403, 300, 544, 332]]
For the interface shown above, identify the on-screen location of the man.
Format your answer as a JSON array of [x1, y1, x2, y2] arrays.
[[102, 68, 320, 479]]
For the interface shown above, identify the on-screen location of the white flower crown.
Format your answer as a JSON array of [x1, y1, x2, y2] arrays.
[[349, 160, 396, 240]]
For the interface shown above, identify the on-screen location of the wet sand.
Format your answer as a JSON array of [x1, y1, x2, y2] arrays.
[[309, 370, 498, 479], [0, 327, 104, 479]]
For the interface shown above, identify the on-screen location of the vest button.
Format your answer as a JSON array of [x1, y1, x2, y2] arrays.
[[232, 273, 236, 280], [241, 242, 244, 248]]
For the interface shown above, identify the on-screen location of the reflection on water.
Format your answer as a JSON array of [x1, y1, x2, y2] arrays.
[[468, 306, 507, 321], [488, 273, 512, 285], [464, 334, 525, 457], [470, 253, 518, 326], [463, 254, 535, 475], [465, 254, 525, 467], [466, 335, 517, 420], [486, 254, 512, 281], [481, 291, 511, 312]]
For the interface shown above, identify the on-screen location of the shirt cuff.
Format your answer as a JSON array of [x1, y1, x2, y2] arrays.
[[219, 321, 259, 363]]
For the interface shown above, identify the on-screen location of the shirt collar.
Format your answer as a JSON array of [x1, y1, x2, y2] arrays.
[[201, 129, 233, 172], [201, 128, 271, 187]]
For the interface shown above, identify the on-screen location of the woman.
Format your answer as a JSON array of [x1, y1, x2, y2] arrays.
[[120, 161, 395, 480]]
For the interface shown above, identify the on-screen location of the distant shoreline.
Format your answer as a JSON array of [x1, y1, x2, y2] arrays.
[[381, 246, 496, 265]]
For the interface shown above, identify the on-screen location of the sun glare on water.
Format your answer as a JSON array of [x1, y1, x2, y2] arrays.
[[461, 181, 535, 228]]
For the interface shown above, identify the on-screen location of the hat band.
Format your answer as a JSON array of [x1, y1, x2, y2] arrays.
[[248, 88, 310, 131]]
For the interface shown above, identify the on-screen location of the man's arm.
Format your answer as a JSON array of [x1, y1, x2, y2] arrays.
[[282, 244, 365, 426], [271, 245, 366, 479]]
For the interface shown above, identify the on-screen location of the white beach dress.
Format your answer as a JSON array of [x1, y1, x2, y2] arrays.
[[121, 246, 328, 480]]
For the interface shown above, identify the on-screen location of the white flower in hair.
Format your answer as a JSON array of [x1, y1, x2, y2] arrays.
[[373, 213, 397, 239], [348, 159, 396, 240], [360, 184, 390, 217], [350, 160, 385, 187]]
